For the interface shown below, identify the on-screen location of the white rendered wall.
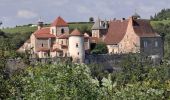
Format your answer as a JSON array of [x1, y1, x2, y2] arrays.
[[50, 26, 69, 36], [68, 36, 85, 63]]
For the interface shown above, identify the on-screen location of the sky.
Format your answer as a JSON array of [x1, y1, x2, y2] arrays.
[[0, 0, 170, 27]]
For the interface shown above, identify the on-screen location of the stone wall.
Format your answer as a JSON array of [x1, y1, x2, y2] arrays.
[[6, 57, 72, 75], [140, 37, 163, 58]]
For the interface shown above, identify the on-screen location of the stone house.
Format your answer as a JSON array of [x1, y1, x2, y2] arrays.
[[102, 15, 163, 58]]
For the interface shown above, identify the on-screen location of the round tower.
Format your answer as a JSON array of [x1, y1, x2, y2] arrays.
[[68, 29, 85, 63]]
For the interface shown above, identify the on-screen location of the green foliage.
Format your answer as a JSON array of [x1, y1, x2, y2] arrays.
[[89, 17, 94, 22], [0, 57, 170, 99], [151, 22, 170, 59], [10, 63, 101, 99], [2, 26, 36, 34], [69, 22, 93, 35], [91, 43, 108, 54], [151, 8, 170, 21]]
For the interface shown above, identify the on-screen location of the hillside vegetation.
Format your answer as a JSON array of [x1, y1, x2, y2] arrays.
[[2, 22, 93, 34], [150, 8, 170, 59], [150, 8, 170, 21]]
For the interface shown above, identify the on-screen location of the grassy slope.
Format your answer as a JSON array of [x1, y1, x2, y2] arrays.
[[150, 20, 170, 27], [2, 22, 93, 34]]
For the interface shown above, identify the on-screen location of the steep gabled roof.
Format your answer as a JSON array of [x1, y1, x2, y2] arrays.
[[104, 18, 160, 45], [51, 16, 68, 27], [104, 20, 128, 45], [34, 27, 56, 38]]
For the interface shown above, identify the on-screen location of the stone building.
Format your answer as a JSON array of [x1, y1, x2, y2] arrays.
[[103, 15, 163, 58], [18, 14, 164, 62], [91, 18, 108, 39], [18, 16, 90, 63]]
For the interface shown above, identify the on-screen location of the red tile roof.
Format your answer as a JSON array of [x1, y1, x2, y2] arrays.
[[57, 33, 69, 39], [70, 29, 83, 36], [61, 44, 68, 49], [90, 37, 103, 43], [104, 20, 128, 45], [51, 48, 63, 52], [34, 27, 56, 38], [51, 16, 68, 27], [132, 19, 159, 37], [37, 48, 50, 52], [104, 18, 159, 45]]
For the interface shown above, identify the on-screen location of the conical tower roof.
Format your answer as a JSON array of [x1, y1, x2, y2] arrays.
[[70, 29, 83, 36]]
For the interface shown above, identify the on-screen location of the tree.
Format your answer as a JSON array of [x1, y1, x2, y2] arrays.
[[91, 43, 108, 54], [89, 17, 94, 22], [10, 63, 101, 99]]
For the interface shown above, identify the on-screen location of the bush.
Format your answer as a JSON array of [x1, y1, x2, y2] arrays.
[[91, 43, 108, 54]]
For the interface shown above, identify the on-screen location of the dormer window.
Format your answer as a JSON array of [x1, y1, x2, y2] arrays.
[[42, 43, 43, 47], [61, 28, 64, 34]]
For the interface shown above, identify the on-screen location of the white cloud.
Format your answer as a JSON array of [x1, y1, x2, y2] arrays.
[[17, 10, 38, 19]]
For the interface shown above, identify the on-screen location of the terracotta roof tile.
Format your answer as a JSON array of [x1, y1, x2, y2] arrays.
[[104, 20, 128, 45], [104, 18, 160, 45], [70, 29, 83, 36], [34, 27, 56, 38], [51, 16, 68, 27], [132, 19, 159, 37], [90, 37, 103, 43], [37, 48, 50, 52], [57, 33, 69, 39], [51, 48, 63, 52]]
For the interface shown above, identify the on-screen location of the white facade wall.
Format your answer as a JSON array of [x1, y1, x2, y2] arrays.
[[30, 34, 36, 52], [92, 30, 100, 38], [50, 26, 69, 36], [68, 36, 85, 63], [107, 45, 119, 54], [57, 27, 69, 35]]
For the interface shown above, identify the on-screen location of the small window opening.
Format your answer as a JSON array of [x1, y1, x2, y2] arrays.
[[76, 43, 78, 48], [61, 28, 64, 34], [144, 41, 147, 47], [155, 41, 158, 47]]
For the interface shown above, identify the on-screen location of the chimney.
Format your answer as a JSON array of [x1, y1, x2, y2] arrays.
[[122, 18, 125, 20], [38, 21, 43, 30]]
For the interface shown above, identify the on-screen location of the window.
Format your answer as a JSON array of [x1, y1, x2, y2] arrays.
[[76, 43, 78, 48], [61, 28, 64, 34], [42, 43, 43, 47], [77, 52, 79, 55], [52, 29, 54, 34], [144, 41, 147, 47], [155, 41, 158, 47], [61, 41, 63, 44]]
